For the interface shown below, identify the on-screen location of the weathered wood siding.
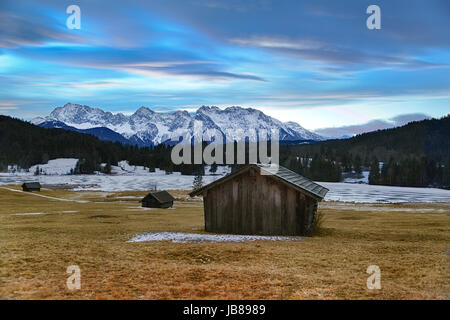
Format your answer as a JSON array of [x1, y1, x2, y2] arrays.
[[142, 198, 173, 208], [203, 167, 318, 236]]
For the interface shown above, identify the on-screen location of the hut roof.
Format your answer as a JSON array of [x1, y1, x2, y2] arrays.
[[143, 190, 175, 204], [268, 164, 329, 199], [190, 164, 329, 200], [22, 182, 41, 188]]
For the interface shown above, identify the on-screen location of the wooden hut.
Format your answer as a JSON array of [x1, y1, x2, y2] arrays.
[[190, 164, 328, 236], [22, 182, 41, 192], [141, 191, 175, 208]]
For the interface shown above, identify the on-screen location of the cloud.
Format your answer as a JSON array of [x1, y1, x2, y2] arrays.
[[192, 0, 272, 12], [230, 36, 446, 72], [15, 43, 266, 82], [119, 62, 266, 81], [64, 81, 132, 88], [314, 113, 431, 138], [390, 113, 432, 126], [0, 10, 87, 48], [0, 2, 266, 82]]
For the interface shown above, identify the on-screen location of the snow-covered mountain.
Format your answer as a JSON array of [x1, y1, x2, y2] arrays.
[[32, 103, 324, 146]]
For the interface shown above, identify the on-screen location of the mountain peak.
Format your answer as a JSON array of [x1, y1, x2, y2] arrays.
[[224, 106, 248, 112], [197, 105, 221, 113], [134, 106, 154, 116]]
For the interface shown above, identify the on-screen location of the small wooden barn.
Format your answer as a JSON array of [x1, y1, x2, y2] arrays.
[[22, 182, 41, 192], [190, 164, 329, 236], [141, 191, 175, 208]]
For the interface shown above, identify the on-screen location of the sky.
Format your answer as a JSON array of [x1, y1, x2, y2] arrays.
[[0, 0, 449, 136]]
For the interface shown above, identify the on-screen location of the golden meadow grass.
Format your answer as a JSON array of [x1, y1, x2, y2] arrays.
[[0, 186, 448, 299]]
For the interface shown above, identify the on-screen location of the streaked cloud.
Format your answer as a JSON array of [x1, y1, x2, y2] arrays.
[[0, 106, 18, 110], [314, 113, 432, 138], [231, 36, 446, 72]]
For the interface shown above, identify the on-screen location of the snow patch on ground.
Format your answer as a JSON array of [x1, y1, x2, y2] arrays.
[[5, 159, 79, 175], [111, 161, 230, 177], [111, 161, 157, 175], [12, 212, 47, 216], [115, 196, 142, 199], [126, 206, 156, 211], [30, 158, 79, 175], [129, 232, 303, 243]]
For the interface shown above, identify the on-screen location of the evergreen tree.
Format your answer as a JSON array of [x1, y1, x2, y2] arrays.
[[368, 157, 380, 185], [442, 159, 450, 188], [165, 162, 174, 175], [341, 153, 352, 172], [210, 162, 218, 174], [353, 155, 362, 174], [102, 162, 112, 174], [192, 174, 203, 191]]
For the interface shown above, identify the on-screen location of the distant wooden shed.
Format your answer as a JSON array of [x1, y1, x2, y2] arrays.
[[141, 191, 175, 208], [190, 164, 329, 236], [22, 182, 41, 192]]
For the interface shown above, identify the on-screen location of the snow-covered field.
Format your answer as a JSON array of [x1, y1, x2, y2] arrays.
[[129, 232, 303, 243], [1, 159, 449, 203], [0, 159, 229, 192], [320, 182, 450, 203], [0, 171, 224, 192], [8, 158, 79, 175]]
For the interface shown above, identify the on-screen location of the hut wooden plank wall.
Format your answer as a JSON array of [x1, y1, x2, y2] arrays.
[[190, 164, 328, 236], [22, 182, 41, 192]]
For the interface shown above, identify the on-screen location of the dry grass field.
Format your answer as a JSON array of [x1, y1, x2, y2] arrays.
[[0, 185, 448, 300]]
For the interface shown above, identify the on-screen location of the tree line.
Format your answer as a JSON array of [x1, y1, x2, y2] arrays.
[[368, 156, 450, 188], [283, 115, 450, 188], [1, 115, 449, 188]]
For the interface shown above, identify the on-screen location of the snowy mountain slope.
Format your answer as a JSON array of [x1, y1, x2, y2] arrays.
[[32, 103, 324, 146]]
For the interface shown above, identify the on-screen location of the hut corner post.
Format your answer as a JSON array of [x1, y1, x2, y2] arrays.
[[304, 199, 319, 236], [202, 190, 208, 232]]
